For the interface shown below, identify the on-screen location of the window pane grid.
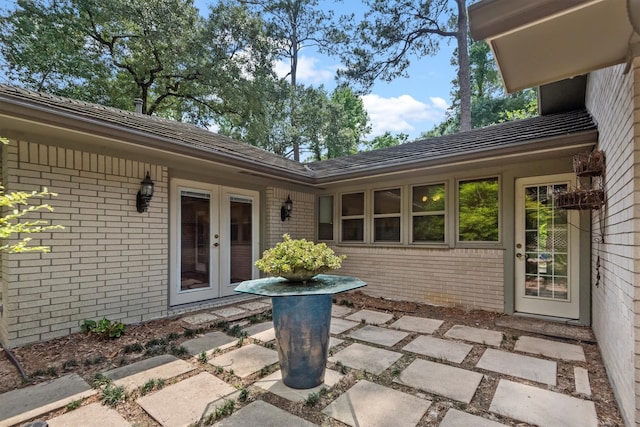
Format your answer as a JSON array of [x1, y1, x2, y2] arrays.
[[341, 192, 364, 242], [412, 184, 445, 243], [374, 188, 400, 242]]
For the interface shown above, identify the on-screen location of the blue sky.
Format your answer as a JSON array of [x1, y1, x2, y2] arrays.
[[0, 0, 457, 140]]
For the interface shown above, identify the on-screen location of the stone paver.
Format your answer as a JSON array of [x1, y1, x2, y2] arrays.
[[328, 343, 402, 375], [440, 409, 507, 427], [208, 344, 279, 378], [390, 315, 444, 334], [477, 348, 556, 385], [330, 317, 359, 334], [104, 355, 195, 391], [47, 402, 131, 427], [345, 309, 393, 325], [348, 325, 409, 347], [137, 372, 236, 427], [182, 313, 218, 325], [0, 374, 95, 427], [490, 379, 598, 427], [255, 369, 343, 402], [243, 322, 275, 342], [330, 337, 344, 348], [575, 367, 592, 396], [332, 304, 353, 317], [212, 307, 246, 318], [444, 325, 503, 346], [238, 301, 271, 311], [402, 335, 473, 364], [214, 400, 316, 427], [322, 380, 431, 427], [514, 336, 586, 362], [395, 359, 483, 403], [182, 331, 237, 356]]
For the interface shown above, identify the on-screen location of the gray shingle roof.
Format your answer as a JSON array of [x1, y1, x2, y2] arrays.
[[308, 109, 596, 179], [0, 85, 597, 184], [0, 84, 308, 176]]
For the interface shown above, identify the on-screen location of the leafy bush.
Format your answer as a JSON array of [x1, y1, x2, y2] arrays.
[[81, 318, 126, 338], [254, 234, 345, 278]]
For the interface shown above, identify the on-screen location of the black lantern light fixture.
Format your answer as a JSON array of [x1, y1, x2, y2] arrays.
[[136, 171, 155, 213], [280, 194, 293, 221]]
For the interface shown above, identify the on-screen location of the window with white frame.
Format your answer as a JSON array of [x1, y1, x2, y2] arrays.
[[411, 183, 445, 242]]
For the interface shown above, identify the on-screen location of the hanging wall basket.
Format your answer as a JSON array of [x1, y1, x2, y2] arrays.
[[554, 189, 605, 210], [573, 150, 605, 177]]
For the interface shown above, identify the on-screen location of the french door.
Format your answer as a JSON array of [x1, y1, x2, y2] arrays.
[[514, 174, 580, 319], [170, 179, 259, 306]]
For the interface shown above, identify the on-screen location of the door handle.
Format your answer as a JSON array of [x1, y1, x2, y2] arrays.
[[516, 253, 523, 259], [213, 242, 219, 248]]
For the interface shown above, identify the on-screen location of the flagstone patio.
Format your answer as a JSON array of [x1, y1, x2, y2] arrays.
[[0, 300, 618, 426]]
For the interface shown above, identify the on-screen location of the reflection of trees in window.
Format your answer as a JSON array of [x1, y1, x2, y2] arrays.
[[458, 178, 499, 242], [412, 184, 445, 242]]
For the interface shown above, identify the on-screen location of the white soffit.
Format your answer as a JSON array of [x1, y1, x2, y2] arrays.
[[486, 0, 633, 93]]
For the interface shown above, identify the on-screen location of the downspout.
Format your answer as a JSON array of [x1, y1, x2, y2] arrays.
[[1, 343, 29, 380]]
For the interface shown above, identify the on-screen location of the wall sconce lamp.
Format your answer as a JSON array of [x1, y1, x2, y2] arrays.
[[136, 171, 155, 213], [280, 195, 293, 221]]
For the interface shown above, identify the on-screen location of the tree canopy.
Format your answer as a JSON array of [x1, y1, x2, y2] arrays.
[[422, 39, 537, 137], [0, 0, 273, 125], [339, 0, 472, 131]]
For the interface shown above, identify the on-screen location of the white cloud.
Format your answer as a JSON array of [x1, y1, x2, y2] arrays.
[[274, 55, 337, 85], [361, 94, 449, 138]]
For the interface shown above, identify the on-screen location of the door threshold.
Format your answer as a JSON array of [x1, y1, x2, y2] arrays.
[[498, 313, 595, 343], [169, 293, 263, 313]]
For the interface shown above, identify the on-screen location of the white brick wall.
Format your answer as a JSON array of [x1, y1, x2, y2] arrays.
[[335, 246, 504, 311], [0, 140, 169, 347], [586, 61, 639, 425], [265, 187, 315, 247]]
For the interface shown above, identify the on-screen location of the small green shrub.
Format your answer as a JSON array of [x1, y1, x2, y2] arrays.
[[101, 383, 126, 407], [81, 318, 126, 338], [198, 351, 208, 364], [254, 234, 346, 278], [140, 378, 165, 396], [92, 373, 111, 388], [65, 399, 82, 411]]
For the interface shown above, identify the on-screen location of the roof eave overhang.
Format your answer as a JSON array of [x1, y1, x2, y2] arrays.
[[469, 0, 635, 93], [312, 129, 597, 185], [0, 95, 316, 185]]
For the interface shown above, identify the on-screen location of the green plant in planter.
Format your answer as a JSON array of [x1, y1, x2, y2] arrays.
[[255, 234, 346, 281]]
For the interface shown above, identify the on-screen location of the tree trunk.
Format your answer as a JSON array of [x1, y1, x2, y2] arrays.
[[456, 0, 471, 131]]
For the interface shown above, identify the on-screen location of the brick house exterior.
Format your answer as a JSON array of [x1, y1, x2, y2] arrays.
[[0, 85, 598, 349]]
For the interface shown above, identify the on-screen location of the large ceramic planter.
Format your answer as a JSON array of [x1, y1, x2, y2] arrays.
[[235, 274, 366, 389], [272, 294, 331, 388]]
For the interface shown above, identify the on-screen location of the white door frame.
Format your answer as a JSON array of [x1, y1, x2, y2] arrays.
[[219, 187, 260, 297], [514, 174, 580, 319], [169, 179, 260, 306]]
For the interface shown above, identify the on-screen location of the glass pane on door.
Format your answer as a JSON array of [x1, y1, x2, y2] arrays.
[[523, 184, 568, 300], [230, 196, 253, 283], [180, 191, 210, 291]]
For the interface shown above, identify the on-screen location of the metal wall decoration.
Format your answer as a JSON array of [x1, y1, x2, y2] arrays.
[[554, 150, 605, 210]]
